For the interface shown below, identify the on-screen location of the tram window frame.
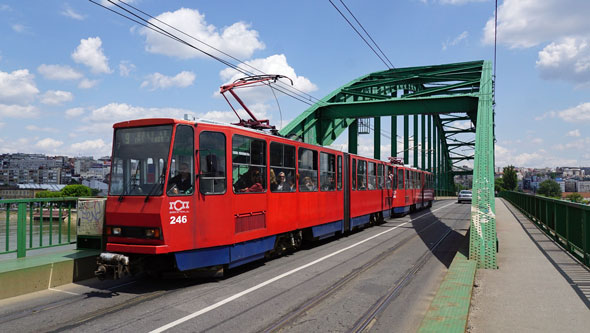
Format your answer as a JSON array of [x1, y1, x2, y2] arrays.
[[385, 166, 393, 190], [320, 152, 336, 192], [167, 125, 195, 196], [269, 142, 296, 193], [357, 160, 367, 190], [405, 170, 410, 189], [367, 162, 377, 190], [232, 134, 267, 194], [352, 159, 357, 190], [398, 169, 404, 189], [198, 131, 226, 195], [377, 163, 386, 190], [337, 155, 342, 191], [298, 148, 318, 192]]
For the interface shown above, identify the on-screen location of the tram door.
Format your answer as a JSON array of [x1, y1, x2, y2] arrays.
[[343, 153, 350, 232]]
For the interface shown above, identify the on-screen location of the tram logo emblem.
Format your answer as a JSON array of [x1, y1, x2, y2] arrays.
[[169, 200, 190, 212]]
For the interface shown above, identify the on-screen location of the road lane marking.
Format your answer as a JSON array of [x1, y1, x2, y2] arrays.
[[48, 288, 81, 296], [150, 201, 456, 333]]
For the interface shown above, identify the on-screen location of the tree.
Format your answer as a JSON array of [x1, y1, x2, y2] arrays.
[[61, 184, 92, 197], [502, 165, 518, 191], [35, 190, 61, 198], [537, 179, 562, 198], [495, 177, 505, 193], [565, 193, 584, 203]]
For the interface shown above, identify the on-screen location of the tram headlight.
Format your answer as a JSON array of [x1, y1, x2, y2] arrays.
[[112, 227, 122, 236], [145, 228, 160, 238]]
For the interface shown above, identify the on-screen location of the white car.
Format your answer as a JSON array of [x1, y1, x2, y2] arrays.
[[458, 190, 472, 203]]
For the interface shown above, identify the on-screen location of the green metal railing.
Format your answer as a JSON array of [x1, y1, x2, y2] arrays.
[[0, 197, 78, 258], [501, 191, 590, 268]]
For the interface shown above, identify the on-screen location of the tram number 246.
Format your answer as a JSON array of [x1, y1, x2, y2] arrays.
[[170, 215, 188, 224]]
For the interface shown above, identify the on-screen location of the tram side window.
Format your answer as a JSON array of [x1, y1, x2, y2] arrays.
[[367, 162, 376, 190], [199, 131, 226, 195], [232, 135, 266, 193], [320, 152, 336, 191], [357, 160, 367, 190], [270, 142, 296, 192], [405, 170, 410, 189], [398, 169, 403, 189], [168, 125, 194, 196], [377, 164, 384, 189], [337, 155, 342, 190], [352, 159, 357, 190], [299, 148, 318, 191], [386, 166, 393, 189]]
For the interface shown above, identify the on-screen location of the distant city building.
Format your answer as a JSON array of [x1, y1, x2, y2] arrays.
[[565, 180, 578, 192], [578, 181, 590, 193]]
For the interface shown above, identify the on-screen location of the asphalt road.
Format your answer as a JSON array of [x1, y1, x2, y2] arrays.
[[0, 199, 470, 333]]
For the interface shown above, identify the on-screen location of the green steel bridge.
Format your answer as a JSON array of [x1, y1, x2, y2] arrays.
[[280, 60, 496, 269]]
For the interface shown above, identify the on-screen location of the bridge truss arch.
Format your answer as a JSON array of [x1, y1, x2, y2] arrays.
[[280, 60, 496, 268]]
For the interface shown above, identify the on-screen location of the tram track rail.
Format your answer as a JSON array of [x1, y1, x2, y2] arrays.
[[261, 206, 457, 333]]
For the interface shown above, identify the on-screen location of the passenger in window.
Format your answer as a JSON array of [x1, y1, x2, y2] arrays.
[[358, 178, 366, 190], [321, 175, 335, 191], [302, 176, 316, 191], [270, 169, 278, 191], [276, 171, 290, 191], [168, 163, 192, 195], [235, 168, 264, 193]]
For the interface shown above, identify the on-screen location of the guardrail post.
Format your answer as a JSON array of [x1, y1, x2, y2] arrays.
[[17, 202, 27, 258]]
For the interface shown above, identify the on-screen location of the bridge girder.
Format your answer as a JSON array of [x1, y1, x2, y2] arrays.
[[279, 59, 496, 269]]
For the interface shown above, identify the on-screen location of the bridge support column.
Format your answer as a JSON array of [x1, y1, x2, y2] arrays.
[[427, 115, 432, 171], [348, 119, 358, 154], [374, 117, 381, 160], [404, 115, 409, 164], [391, 116, 397, 158], [413, 114, 418, 168], [421, 114, 426, 170]]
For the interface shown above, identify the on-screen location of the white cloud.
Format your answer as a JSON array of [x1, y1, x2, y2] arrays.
[[40, 90, 73, 105], [536, 37, 590, 84], [78, 78, 99, 89], [69, 139, 111, 157], [442, 31, 469, 50], [530, 137, 543, 144], [219, 54, 317, 103], [78, 103, 196, 134], [0, 122, 4, 128], [65, 107, 85, 118], [26, 125, 58, 133], [37, 64, 83, 80], [0, 69, 39, 105], [483, 1, 590, 49], [62, 5, 85, 20], [140, 71, 196, 90], [71, 37, 112, 74], [35, 138, 63, 150], [554, 102, 590, 122], [567, 129, 581, 137], [119, 60, 136, 77], [12, 24, 26, 33], [140, 8, 265, 59], [0, 104, 38, 118]]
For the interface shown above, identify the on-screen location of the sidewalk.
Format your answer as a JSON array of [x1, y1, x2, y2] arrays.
[[468, 198, 590, 332]]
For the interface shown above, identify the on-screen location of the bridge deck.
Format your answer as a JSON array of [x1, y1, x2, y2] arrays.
[[468, 198, 590, 332]]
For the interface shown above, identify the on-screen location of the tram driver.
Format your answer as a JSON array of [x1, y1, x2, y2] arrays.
[[167, 163, 193, 195]]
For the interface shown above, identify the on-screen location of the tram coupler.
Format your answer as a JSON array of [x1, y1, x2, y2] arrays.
[[95, 253, 131, 280]]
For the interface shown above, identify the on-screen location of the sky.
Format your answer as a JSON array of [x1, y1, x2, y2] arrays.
[[0, 0, 589, 168]]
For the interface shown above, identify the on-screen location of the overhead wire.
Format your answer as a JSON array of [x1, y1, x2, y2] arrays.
[[337, 0, 394, 68], [327, 0, 392, 69], [90, 0, 318, 107], [116, 0, 322, 105]]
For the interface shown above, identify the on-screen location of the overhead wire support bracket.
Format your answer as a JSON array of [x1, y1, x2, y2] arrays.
[[220, 75, 293, 132]]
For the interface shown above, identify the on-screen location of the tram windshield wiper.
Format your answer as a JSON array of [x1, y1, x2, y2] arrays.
[[144, 166, 167, 202], [118, 160, 141, 202]]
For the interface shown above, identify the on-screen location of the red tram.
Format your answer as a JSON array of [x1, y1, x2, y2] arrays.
[[96, 118, 434, 279]]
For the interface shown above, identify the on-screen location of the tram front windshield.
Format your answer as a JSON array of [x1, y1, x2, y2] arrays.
[[109, 125, 172, 196]]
